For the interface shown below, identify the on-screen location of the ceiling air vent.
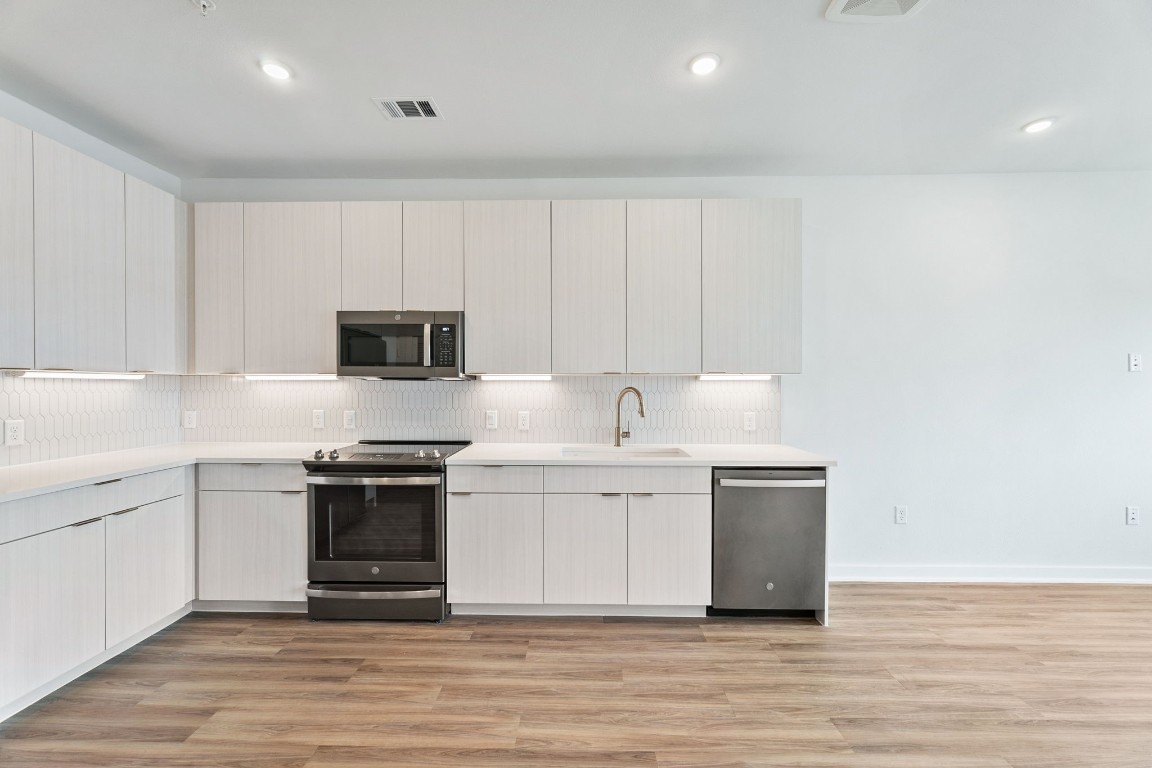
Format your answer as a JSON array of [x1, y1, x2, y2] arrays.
[[373, 98, 442, 120], [826, 0, 932, 22]]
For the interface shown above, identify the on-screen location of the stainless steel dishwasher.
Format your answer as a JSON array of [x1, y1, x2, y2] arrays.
[[712, 468, 827, 614]]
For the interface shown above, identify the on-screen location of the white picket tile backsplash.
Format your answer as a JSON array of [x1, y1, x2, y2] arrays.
[[0, 374, 781, 468], [0, 375, 181, 467], [180, 376, 782, 446]]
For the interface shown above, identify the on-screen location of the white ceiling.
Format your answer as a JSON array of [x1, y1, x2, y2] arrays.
[[1, 0, 1150, 179]]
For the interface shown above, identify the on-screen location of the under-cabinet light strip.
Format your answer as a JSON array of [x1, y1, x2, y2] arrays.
[[13, 371, 146, 381], [243, 374, 339, 381]]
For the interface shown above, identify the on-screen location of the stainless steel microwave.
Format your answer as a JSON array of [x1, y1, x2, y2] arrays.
[[337, 311, 465, 379]]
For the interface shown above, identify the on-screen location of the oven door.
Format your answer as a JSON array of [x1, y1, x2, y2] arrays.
[[307, 473, 444, 584]]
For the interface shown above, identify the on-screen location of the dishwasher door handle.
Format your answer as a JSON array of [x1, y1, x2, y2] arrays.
[[718, 478, 826, 488]]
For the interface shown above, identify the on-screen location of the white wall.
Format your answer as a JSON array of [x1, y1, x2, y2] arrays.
[[185, 170, 1152, 582]]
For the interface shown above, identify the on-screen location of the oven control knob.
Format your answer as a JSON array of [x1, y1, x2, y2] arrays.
[[432, 449, 441, 459], [328, 449, 340, 460], [313, 449, 324, 460], [371, 566, 380, 575], [415, 449, 427, 459]]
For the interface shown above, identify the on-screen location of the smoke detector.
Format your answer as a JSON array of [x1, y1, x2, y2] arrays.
[[372, 98, 442, 120], [826, 0, 932, 22]]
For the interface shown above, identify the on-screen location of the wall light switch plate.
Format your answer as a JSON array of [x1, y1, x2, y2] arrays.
[[182, 411, 197, 429], [1129, 353, 1143, 372], [517, 411, 530, 431], [312, 410, 325, 429], [743, 412, 756, 431], [343, 410, 356, 429], [485, 410, 498, 430], [4, 419, 25, 447]]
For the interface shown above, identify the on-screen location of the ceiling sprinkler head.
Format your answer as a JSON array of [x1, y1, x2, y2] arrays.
[[190, 0, 216, 16]]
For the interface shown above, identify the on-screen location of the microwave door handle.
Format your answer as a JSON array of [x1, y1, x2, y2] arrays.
[[424, 324, 432, 368]]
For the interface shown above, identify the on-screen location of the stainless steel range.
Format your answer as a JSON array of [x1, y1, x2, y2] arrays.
[[302, 440, 470, 621]]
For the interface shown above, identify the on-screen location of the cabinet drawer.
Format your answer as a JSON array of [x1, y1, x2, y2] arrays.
[[0, 468, 184, 546], [447, 465, 543, 494], [198, 463, 306, 492], [543, 466, 710, 495]]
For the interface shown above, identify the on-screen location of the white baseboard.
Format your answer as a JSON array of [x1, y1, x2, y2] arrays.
[[190, 600, 307, 613], [451, 604, 707, 618], [830, 564, 1152, 583], [0, 606, 190, 725]]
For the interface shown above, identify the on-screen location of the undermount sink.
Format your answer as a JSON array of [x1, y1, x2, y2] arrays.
[[561, 446, 690, 459]]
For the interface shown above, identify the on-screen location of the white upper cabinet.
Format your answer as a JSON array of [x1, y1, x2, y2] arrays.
[[0, 117, 34, 370], [341, 201, 402, 310], [551, 200, 627, 374], [404, 201, 464, 310], [125, 175, 178, 373], [33, 134, 126, 372], [702, 199, 802, 373], [244, 202, 341, 374], [193, 202, 245, 374], [463, 200, 551, 374], [626, 199, 702, 374]]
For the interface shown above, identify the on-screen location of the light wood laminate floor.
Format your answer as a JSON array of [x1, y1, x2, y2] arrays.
[[2, 583, 1151, 767]]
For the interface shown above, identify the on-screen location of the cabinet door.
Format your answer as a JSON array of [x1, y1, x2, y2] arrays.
[[0, 116, 33, 369], [551, 200, 627, 374], [627, 494, 711, 605], [198, 491, 307, 601], [404, 201, 463, 310], [125, 175, 178, 373], [702, 199, 801, 373], [0, 519, 105, 709], [193, 202, 245, 374], [33, 134, 126, 372], [543, 494, 627, 604], [341, 201, 402, 310], [106, 496, 186, 647], [446, 493, 543, 604], [463, 200, 551, 373], [626, 199, 701, 373], [244, 202, 341, 374]]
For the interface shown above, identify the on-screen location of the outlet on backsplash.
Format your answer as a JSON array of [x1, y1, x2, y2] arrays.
[[312, 410, 325, 429]]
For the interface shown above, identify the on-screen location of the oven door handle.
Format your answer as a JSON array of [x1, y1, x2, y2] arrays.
[[307, 476, 442, 486], [305, 588, 442, 600]]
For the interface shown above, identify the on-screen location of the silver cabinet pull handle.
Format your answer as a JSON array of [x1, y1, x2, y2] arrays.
[[601, 493, 623, 497], [308, 476, 441, 486], [718, 479, 826, 488], [71, 517, 102, 527], [112, 507, 139, 516], [94, 478, 122, 486], [630, 493, 654, 497], [280, 490, 305, 494], [306, 588, 441, 600]]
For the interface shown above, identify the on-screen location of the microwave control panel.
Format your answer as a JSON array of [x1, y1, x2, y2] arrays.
[[435, 325, 457, 366]]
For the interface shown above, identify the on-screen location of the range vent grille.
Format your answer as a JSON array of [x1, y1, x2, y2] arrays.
[[826, 0, 930, 21], [373, 98, 442, 120]]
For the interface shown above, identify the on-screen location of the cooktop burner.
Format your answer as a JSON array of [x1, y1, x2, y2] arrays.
[[303, 440, 471, 471]]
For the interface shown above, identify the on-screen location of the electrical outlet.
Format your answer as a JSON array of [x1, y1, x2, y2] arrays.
[[485, 410, 498, 430], [743, 412, 756, 431], [1129, 353, 1143, 372], [343, 410, 356, 429], [4, 419, 25, 447], [894, 505, 909, 525], [182, 411, 197, 429], [312, 410, 325, 429], [517, 411, 530, 431], [1127, 506, 1140, 526]]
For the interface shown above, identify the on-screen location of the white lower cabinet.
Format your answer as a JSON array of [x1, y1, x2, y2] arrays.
[[0, 519, 106, 709], [543, 494, 627, 605], [105, 496, 186, 647], [447, 493, 543, 604], [627, 493, 712, 605], [198, 490, 307, 601]]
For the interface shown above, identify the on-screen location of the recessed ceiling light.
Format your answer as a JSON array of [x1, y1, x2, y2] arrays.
[[261, 60, 292, 80], [1022, 117, 1056, 134], [689, 53, 720, 76]]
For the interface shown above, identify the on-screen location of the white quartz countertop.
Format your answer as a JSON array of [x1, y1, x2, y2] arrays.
[[447, 443, 836, 468], [0, 441, 836, 504], [0, 443, 319, 503]]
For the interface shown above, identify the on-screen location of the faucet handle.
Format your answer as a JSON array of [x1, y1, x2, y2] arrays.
[[621, 430, 630, 439]]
